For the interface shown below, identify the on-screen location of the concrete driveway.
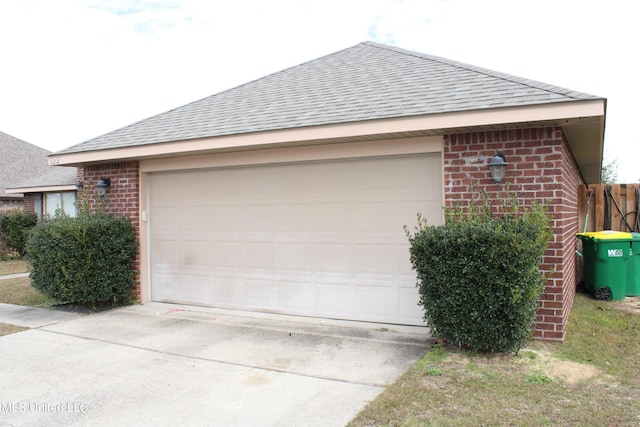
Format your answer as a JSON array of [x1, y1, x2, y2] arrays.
[[0, 302, 432, 426]]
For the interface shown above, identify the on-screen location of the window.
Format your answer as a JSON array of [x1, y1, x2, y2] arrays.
[[45, 192, 76, 218]]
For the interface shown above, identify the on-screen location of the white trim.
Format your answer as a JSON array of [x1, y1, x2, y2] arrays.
[[50, 100, 605, 167], [140, 136, 443, 173], [4, 185, 77, 194]]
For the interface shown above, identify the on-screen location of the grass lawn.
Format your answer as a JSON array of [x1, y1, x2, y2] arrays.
[[0, 276, 55, 309], [0, 259, 55, 337], [0, 259, 30, 275], [349, 293, 640, 426], [0, 322, 27, 336]]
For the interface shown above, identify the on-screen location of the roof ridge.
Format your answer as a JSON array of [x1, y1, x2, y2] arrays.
[[363, 41, 599, 100]]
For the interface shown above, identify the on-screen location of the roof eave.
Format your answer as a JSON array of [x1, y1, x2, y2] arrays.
[[5, 184, 77, 194], [50, 100, 605, 168]]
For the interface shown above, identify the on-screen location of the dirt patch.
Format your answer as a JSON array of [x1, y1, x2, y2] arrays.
[[611, 296, 640, 314], [522, 349, 601, 384], [544, 358, 600, 384]]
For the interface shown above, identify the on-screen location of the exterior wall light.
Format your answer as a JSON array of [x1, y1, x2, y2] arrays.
[[75, 181, 83, 189], [96, 178, 111, 198], [488, 151, 507, 183]]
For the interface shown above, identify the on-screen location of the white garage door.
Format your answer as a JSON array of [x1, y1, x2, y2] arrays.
[[149, 154, 442, 325]]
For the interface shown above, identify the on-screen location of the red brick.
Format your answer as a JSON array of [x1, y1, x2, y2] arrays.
[[443, 127, 582, 342], [78, 162, 141, 299]]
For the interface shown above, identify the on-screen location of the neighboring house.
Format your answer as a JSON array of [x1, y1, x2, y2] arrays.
[[0, 131, 52, 211], [49, 42, 606, 341], [5, 166, 79, 219]]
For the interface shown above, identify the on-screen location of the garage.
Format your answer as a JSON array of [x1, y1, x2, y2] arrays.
[[47, 41, 608, 340], [148, 152, 442, 325]]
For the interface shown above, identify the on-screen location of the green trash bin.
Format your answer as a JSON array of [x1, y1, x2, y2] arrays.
[[627, 233, 640, 297], [578, 232, 596, 294], [577, 231, 631, 301]]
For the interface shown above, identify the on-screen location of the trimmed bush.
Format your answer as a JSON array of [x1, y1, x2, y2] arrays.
[[0, 210, 37, 257], [26, 213, 137, 305], [405, 192, 552, 353], [0, 235, 9, 260]]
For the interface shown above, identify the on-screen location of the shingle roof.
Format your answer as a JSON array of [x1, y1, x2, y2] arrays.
[[0, 131, 51, 199], [6, 166, 78, 190], [57, 41, 602, 155]]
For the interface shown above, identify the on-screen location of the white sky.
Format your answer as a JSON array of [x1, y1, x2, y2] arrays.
[[0, 0, 637, 181]]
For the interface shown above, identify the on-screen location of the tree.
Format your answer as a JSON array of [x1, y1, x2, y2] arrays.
[[601, 158, 619, 184]]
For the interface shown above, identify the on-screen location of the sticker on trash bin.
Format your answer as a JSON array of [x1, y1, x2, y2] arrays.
[[607, 249, 624, 257]]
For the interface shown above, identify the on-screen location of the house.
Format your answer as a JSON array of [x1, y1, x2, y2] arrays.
[[0, 131, 52, 212], [5, 166, 79, 219], [48, 42, 606, 341]]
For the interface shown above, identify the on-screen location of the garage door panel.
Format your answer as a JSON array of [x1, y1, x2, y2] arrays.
[[180, 275, 212, 305], [274, 204, 309, 232], [316, 282, 356, 316], [153, 206, 180, 232], [352, 202, 393, 233], [181, 206, 209, 231], [150, 153, 442, 325], [243, 242, 274, 270], [272, 164, 309, 193], [355, 284, 394, 318], [275, 243, 309, 272], [352, 244, 393, 274], [211, 242, 241, 268], [183, 242, 209, 269], [276, 280, 315, 313], [398, 287, 425, 323], [153, 240, 181, 268], [310, 244, 349, 272], [241, 204, 275, 232], [307, 162, 351, 192], [208, 276, 241, 306], [309, 203, 351, 232], [394, 243, 416, 276], [153, 273, 181, 301], [243, 278, 278, 309], [210, 205, 240, 231]]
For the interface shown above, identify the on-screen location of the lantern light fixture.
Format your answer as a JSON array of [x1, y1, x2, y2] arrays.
[[488, 151, 507, 183], [96, 177, 111, 198]]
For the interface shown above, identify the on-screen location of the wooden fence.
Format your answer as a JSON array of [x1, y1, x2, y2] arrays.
[[578, 184, 640, 233]]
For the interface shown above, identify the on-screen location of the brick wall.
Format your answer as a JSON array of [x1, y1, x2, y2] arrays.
[[78, 162, 141, 300], [22, 194, 35, 212], [444, 127, 583, 341]]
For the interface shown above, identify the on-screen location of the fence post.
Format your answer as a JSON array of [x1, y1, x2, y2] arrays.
[[611, 184, 622, 231], [595, 184, 605, 231], [578, 184, 587, 233]]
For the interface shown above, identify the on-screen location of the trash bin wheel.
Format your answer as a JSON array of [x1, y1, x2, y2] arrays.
[[594, 286, 612, 301]]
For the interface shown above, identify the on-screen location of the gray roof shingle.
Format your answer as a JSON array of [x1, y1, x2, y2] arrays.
[[57, 41, 602, 155], [7, 166, 78, 190], [0, 131, 51, 198]]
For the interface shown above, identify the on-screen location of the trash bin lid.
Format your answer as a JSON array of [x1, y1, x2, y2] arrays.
[[631, 232, 640, 241], [579, 230, 633, 241]]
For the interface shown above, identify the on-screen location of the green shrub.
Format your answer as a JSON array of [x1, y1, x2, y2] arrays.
[[0, 210, 37, 257], [0, 235, 9, 260], [26, 213, 137, 305], [405, 191, 552, 353]]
